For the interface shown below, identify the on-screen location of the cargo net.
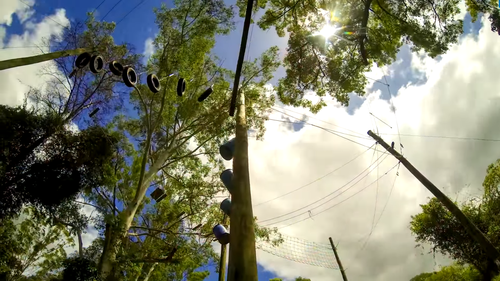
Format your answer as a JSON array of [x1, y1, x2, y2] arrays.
[[256, 234, 339, 270]]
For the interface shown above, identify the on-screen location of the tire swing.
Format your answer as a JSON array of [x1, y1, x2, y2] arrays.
[[74, 52, 91, 69], [109, 61, 124, 76], [122, 67, 138, 88], [176, 78, 186, 97], [147, 74, 161, 93], [89, 55, 104, 74], [197, 86, 213, 102]]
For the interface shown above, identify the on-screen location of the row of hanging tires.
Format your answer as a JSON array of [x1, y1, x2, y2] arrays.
[[73, 52, 213, 101]]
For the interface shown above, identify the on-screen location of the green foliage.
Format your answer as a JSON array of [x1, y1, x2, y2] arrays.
[[410, 263, 481, 281], [61, 257, 100, 281], [410, 159, 500, 279], [76, 0, 283, 279], [236, 0, 464, 111], [464, 0, 500, 35], [0, 104, 117, 220], [0, 207, 73, 280]]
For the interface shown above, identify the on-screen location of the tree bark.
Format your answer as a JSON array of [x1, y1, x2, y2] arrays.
[[0, 48, 89, 71]]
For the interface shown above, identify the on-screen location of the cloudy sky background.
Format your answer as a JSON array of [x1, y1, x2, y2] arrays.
[[1, 0, 499, 280]]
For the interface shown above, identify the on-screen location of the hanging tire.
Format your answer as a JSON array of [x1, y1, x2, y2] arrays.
[[75, 52, 91, 69], [198, 87, 213, 102], [176, 78, 186, 97], [147, 74, 161, 93], [122, 67, 137, 87], [109, 61, 124, 76], [89, 55, 104, 74]]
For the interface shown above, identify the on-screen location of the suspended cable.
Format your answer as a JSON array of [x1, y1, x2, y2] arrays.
[[101, 0, 124, 21], [264, 117, 387, 154], [272, 105, 367, 138], [258, 152, 388, 225], [379, 133, 500, 142], [345, 162, 400, 271], [254, 143, 375, 207], [275, 161, 399, 229], [116, 0, 147, 25]]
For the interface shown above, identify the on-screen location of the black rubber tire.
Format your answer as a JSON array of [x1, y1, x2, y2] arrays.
[[75, 52, 91, 69], [147, 74, 161, 93], [89, 55, 104, 74], [122, 67, 137, 87], [197, 87, 213, 102], [109, 61, 124, 76], [176, 78, 186, 97]]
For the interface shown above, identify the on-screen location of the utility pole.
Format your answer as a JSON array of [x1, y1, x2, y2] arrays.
[[226, 0, 258, 278], [227, 89, 258, 281], [0, 48, 90, 71], [329, 237, 348, 281], [367, 130, 500, 266], [218, 214, 229, 281]]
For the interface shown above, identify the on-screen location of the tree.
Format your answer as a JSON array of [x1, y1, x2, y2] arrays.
[[0, 104, 117, 220], [465, 0, 500, 35], [410, 159, 500, 280], [0, 207, 74, 281], [236, 0, 464, 112], [65, 1, 283, 280], [410, 263, 481, 281]]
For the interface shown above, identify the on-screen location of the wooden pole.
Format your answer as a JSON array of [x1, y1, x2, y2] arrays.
[[228, 0, 255, 116], [367, 130, 500, 266], [329, 237, 348, 281], [227, 90, 258, 281], [218, 214, 229, 281], [0, 48, 89, 71]]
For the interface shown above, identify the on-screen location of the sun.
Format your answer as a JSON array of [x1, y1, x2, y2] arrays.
[[315, 24, 340, 39]]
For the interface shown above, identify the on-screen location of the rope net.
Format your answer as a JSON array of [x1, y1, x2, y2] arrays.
[[256, 234, 339, 270]]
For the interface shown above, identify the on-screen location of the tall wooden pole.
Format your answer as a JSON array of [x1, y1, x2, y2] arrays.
[[0, 48, 89, 71], [218, 214, 229, 281], [228, 0, 255, 116], [329, 237, 348, 281], [367, 130, 500, 266], [227, 90, 258, 281]]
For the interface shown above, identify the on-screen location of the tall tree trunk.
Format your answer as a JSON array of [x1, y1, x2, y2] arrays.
[[99, 147, 173, 279], [0, 48, 89, 71]]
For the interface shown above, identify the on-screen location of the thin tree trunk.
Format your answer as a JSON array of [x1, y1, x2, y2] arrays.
[[0, 48, 89, 71], [142, 263, 158, 281], [77, 230, 83, 258], [99, 147, 174, 279]]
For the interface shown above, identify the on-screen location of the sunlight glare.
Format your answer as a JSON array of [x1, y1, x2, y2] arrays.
[[316, 24, 340, 39]]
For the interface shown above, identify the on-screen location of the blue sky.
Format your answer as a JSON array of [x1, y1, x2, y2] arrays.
[[2, 0, 491, 280]]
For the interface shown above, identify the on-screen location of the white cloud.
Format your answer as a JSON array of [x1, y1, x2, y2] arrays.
[[240, 14, 500, 281], [0, 0, 35, 26], [143, 37, 155, 64], [0, 5, 70, 107]]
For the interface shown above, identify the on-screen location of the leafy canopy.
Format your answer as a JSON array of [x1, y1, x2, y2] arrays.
[[237, 0, 464, 112]]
